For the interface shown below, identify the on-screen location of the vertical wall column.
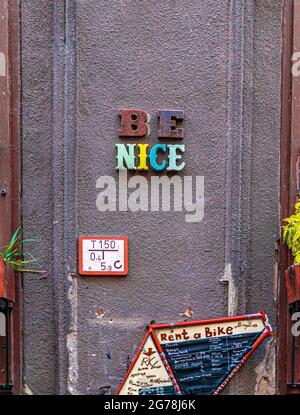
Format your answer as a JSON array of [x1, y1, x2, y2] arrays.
[[52, 0, 78, 394], [222, 0, 254, 317]]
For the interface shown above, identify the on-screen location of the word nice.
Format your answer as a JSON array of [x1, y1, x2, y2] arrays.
[[96, 170, 204, 223], [116, 143, 185, 171]]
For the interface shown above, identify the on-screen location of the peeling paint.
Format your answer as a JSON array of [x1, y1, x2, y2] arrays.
[[67, 273, 79, 395], [95, 307, 105, 318], [23, 383, 33, 395], [180, 307, 193, 318], [99, 385, 111, 395], [255, 337, 276, 395], [87, 317, 149, 328], [220, 263, 238, 316]]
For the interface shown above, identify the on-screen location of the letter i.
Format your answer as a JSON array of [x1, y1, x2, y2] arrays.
[[137, 143, 149, 171]]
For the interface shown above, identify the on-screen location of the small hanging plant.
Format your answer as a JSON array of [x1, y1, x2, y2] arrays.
[[0, 226, 43, 273], [282, 199, 300, 263], [282, 199, 300, 303]]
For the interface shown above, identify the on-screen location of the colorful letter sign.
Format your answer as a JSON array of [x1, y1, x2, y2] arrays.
[[79, 236, 128, 276], [117, 109, 185, 172], [116, 311, 272, 395]]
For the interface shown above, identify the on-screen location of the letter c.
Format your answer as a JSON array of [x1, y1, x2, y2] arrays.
[[114, 260, 122, 269], [149, 144, 167, 171]]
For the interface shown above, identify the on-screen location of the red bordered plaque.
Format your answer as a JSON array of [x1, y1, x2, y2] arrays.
[[116, 310, 273, 395], [79, 236, 128, 276]]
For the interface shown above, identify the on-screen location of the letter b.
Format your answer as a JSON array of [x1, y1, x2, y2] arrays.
[[119, 109, 149, 137], [205, 327, 213, 337]]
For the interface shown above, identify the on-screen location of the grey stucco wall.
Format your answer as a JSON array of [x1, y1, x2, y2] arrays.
[[21, 0, 57, 394], [21, 0, 282, 395]]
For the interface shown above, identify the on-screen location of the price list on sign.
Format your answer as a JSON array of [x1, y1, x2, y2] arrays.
[[79, 236, 128, 276], [116, 311, 273, 395]]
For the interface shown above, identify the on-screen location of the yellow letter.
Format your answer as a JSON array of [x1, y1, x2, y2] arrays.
[[137, 143, 149, 171]]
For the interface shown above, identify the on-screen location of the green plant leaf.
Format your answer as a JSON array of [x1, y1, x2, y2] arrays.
[[0, 226, 44, 274], [281, 205, 300, 263], [3, 226, 22, 255]]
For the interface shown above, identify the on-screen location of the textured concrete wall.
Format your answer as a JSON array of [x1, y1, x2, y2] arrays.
[[21, 0, 57, 394], [21, 0, 282, 395]]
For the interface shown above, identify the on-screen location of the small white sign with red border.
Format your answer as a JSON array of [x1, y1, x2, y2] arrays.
[[79, 236, 128, 276]]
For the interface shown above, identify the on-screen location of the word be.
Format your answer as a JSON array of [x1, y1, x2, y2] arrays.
[[117, 109, 185, 171], [119, 109, 184, 138]]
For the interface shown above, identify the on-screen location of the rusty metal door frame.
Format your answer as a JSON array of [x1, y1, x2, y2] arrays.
[[0, 0, 22, 394], [278, 0, 300, 395]]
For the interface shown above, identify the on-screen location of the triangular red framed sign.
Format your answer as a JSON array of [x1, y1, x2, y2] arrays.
[[116, 310, 272, 395]]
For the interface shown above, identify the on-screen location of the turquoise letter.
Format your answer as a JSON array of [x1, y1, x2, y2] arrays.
[[116, 144, 136, 170], [149, 144, 167, 171], [167, 144, 185, 171]]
